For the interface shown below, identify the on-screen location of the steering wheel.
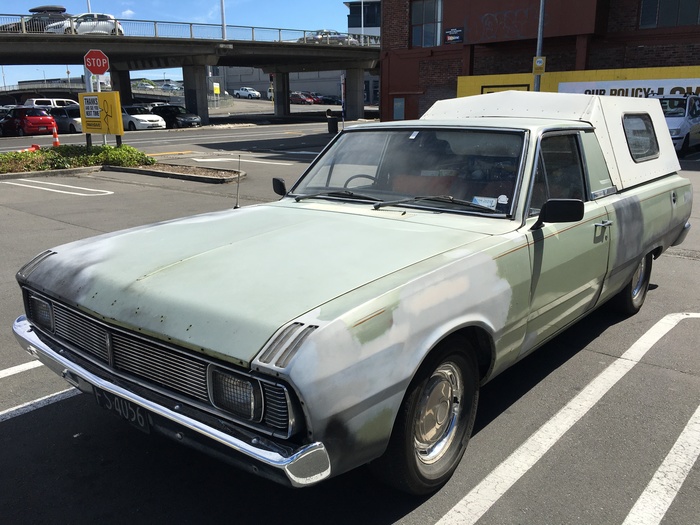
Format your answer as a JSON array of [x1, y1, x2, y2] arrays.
[[344, 174, 376, 188]]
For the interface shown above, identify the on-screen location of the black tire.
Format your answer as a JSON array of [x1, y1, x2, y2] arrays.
[[69, 124, 77, 134], [679, 135, 690, 158], [612, 253, 653, 315], [18, 127, 25, 137], [370, 337, 479, 495], [235, 93, 240, 98], [128, 121, 136, 131], [248, 94, 253, 99]]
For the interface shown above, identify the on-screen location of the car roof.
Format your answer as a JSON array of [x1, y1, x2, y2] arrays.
[[29, 5, 67, 13]]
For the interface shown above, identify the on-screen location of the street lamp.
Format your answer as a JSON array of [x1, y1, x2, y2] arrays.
[[36, 68, 46, 87], [221, 0, 226, 40], [87, 1, 92, 13]]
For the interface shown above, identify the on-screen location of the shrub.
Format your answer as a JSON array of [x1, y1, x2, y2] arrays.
[[0, 144, 155, 174]]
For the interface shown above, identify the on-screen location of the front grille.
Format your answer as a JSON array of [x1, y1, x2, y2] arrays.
[[27, 292, 291, 435]]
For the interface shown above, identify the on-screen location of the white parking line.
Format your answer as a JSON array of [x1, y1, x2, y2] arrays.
[[438, 312, 700, 525], [0, 179, 113, 196], [622, 403, 700, 525], [0, 360, 42, 379], [0, 388, 79, 423], [192, 157, 294, 166]]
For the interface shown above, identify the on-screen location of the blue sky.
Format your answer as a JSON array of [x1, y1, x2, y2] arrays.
[[1, 0, 351, 85]]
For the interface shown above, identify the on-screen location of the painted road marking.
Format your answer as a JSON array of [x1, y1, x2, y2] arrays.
[[438, 312, 700, 525], [622, 403, 700, 525], [0, 388, 78, 423], [0, 361, 42, 379], [192, 157, 294, 166], [1, 179, 113, 196]]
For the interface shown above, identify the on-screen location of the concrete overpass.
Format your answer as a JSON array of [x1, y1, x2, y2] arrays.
[[0, 32, 379, 123]]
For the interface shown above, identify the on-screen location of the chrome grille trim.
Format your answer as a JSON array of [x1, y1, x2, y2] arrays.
[[23, 289, 293, 437]]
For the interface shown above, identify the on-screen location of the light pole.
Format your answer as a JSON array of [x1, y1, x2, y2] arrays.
[[87, 1, 92, 12], [1, 66, 6, 90], [220, 0, 226, 40], [534, 0, 545, 92], [36, 68, 46, 87]]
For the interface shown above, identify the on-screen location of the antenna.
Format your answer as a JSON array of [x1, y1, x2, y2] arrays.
[[234, 155, 241, 209]]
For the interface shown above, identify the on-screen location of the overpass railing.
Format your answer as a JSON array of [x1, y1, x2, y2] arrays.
[[0, 14, 380, 46]]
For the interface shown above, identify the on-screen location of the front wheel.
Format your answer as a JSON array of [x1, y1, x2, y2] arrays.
[[370, 338, 479, 495], [612, 253, 653, 315]]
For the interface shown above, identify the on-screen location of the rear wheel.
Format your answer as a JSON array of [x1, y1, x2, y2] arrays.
[[18, 127, 25, 137], [613, 253, 653, 315], [370, 337, 479, 495]]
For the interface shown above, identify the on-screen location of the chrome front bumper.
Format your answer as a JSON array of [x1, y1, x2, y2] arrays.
[[12, 315, 331, 487]]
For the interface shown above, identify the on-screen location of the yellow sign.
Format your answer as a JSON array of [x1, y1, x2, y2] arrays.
[[213, 82, 220, 95], [533, 56, 546, 75], [79, 92, 124, 135]]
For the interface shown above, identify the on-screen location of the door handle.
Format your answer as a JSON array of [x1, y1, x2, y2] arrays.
[[594, 220, 613, 228]]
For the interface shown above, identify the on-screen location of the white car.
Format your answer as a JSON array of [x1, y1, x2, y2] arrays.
[[121, 106, 166, 131], [44, 13, 124, 35], [234, 87, 261, 99], [656, 94, 700, 156]]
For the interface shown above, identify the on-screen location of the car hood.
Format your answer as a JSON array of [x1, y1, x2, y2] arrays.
[[21, 203, 489, 366], [664, 116, 687, 128]]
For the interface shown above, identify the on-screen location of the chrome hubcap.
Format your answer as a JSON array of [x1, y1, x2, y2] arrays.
[[414, 362, 463, 465], [631, 257, 647, 299]]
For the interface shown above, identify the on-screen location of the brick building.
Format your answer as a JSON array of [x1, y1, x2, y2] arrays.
[[380, 0, 700, 121]]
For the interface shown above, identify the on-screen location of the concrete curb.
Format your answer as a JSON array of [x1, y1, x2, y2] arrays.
[[102, 165, 245, 184], [0, 166, 102, 181], [0, 165, 245, 184]]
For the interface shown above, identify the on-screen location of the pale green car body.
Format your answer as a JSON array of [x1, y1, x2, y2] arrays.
[[13, 92, 693, 491]]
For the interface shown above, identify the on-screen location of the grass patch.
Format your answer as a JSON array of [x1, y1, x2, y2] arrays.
[[0, 144, 156, 174]]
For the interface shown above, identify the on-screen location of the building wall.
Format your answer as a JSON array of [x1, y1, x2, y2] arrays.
[[381, 0, 700, 121]]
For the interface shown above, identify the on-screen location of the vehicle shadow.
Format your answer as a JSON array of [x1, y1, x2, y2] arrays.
[[473, 305, 630, 436], [0, 307, 632, 525]]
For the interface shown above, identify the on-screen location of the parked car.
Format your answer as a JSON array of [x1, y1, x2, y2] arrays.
[[321, 94, 343, 105], [10, 92, 693, 495], [121, 105, 166, 131], [655, 94, 700, 156], [161, 83, 182, 92], [233, 87, 261, 99], [0, 5, 70, 33], [25, 98, 79, 108], [0, 106, 56, 136], [297, 29, 359, 45], [300, 91, 322, 104], [45, 12, 123, 35], [150, 105, 201, 128], [133, 81, 156, 90], [50, 105, 82, 133], [290, 92, 313, 104]]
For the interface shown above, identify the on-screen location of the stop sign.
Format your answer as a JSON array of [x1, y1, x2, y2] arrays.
[[84, 49, 109, 75]]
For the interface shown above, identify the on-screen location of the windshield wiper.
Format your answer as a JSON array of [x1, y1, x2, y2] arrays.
[[295, 190, 381, 202], [373, 195, 498, 212]]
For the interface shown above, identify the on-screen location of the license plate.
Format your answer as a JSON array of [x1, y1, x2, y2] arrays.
[[39, 127, 46, 131], [94, 387, 150, 433]]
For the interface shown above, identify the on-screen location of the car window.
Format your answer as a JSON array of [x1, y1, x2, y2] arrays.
[[26, 108, 50, 117], [622, 113, 660, 162], [295, 128, 524, 214], [529, 133, 587, 215], [50, 109, 65, 117], [66, 107, 81, 118]]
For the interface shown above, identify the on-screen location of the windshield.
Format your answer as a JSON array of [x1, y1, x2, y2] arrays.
[[658, 98, 687, 117], [126, 107, 149, 115], [293, 128, 525, 215]]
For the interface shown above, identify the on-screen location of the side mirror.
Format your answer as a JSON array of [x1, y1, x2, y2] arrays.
[[531, 199, 584, 230], [272, 177, 287, 196]]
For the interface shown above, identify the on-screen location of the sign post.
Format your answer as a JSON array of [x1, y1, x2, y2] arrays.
[[81, 50, 122, 148], [84, 49, 109, 92]]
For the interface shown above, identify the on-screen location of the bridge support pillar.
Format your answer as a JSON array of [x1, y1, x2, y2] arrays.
[[183, 65, 210, 125], [344, 68, 365, 121], [272, 73, 290, 117], [111, 69, 133, 105]]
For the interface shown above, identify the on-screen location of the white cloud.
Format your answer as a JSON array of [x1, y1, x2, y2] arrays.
[[121, 9, 135, 18]]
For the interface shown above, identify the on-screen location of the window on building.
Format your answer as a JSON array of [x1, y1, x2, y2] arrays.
[[411, 0, 443, 47], [348, 2, 381, 29], [640, 0, 700, 28]]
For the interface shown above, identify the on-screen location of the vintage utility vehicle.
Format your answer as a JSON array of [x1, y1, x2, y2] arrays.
[[13, 92, 692, 494]]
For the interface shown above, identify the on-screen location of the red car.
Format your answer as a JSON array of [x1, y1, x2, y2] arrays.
[[0, 106, 56, 137], [290, 92, 313, 105]]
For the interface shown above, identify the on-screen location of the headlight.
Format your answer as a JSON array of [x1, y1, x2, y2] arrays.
[[28, 295, 54, 332], [669, 128, 681, 136], [209, 367, 263, 421]]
